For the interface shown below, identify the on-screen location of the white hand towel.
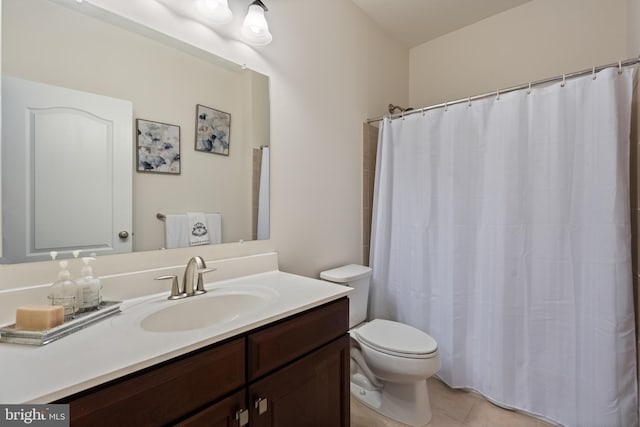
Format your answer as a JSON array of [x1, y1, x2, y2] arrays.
[[206, 213, 222, 244], [164, 214, 188, 249], [187, 212, 209, 246]]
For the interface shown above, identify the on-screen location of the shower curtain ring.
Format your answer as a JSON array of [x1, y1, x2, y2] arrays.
[[421, 107, 426, 116], [561, 74, 566, 87], [444, 102, 448, 112], [496, 89, 500, 101], [467, 97, 471, 107], [527, 82, 532, 95], [592, 66, 597, 80], [618, 60, 623, 74]]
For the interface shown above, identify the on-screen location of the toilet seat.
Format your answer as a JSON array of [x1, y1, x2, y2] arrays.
[[354, 319, 438, 359]]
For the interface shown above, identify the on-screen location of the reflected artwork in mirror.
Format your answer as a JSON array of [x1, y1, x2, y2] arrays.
[[1, 0, 270, 263]]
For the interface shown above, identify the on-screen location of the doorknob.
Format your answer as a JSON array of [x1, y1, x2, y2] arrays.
[[118, 230, 129, 239]]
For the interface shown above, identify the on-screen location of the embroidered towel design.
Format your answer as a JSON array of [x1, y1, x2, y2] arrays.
[[187, 212, 209, 246]]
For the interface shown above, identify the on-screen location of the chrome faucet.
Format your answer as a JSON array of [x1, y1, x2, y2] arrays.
[[155, 256, 216, 300]]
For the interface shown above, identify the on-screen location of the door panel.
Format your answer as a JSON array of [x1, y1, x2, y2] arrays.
[[2, 76, 132, 262]]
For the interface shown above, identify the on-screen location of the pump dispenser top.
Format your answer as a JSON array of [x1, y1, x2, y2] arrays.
[[81, 257, 95, 277]]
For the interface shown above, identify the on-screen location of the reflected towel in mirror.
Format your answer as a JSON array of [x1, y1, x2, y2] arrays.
[[164, 214, 222, 249], [187, 212, 209, 246]]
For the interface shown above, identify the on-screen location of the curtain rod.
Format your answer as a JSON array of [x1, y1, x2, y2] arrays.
[[366, 56, 640, 124]]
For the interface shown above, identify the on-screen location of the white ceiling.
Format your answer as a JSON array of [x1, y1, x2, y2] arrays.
[[351, 0, 533, 48]]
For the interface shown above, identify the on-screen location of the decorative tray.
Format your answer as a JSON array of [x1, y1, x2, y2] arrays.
[[0, 301, 121, 346]]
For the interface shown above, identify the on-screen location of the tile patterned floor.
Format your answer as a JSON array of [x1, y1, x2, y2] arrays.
[[351, 378, 557, 427]]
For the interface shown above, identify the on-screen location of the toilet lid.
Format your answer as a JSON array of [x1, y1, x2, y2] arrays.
[[355, 319, 438, 357]]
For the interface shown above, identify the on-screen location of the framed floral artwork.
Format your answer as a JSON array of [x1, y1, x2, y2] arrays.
[[195, 104, 231, 156], [136, 119, 181, 174]]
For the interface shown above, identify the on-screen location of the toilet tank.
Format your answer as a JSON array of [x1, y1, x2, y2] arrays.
[[320, 264, 372, 328]]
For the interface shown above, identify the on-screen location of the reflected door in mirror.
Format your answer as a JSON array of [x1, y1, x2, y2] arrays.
[[2, 76, 133, 263]]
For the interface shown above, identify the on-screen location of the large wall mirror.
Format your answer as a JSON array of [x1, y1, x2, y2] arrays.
[[1, 0, 270, 263]]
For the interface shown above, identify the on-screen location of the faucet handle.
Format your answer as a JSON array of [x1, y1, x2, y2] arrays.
[[195, 267, 217, 295], [155, 275, 184, 300]]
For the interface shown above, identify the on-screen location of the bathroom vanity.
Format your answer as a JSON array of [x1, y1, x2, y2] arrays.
[[58, 298, 349, 426], [0, 254, 352, 427]]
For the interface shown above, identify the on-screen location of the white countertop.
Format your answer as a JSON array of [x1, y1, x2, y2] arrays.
[[0, 270, 351, 403]]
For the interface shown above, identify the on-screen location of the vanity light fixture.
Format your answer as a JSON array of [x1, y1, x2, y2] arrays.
[[195, 0, 233, 25], [241, 0, 272, 46], [152, 0, 273, 47]]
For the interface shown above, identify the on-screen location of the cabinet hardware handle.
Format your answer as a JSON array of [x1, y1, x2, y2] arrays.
[[235, 409, 249, 426], [255, 397, 268, 415]]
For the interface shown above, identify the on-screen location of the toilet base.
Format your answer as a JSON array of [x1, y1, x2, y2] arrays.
[[351, 379, 432, 427]]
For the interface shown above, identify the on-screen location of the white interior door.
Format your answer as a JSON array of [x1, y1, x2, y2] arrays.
[[2, 76, 132, 262]]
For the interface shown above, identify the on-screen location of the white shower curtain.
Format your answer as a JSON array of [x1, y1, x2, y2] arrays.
[[257, 146, 270, 240], [369, 67, 638, 427]]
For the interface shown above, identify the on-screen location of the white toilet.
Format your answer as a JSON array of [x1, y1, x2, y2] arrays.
[[320, 264, 441, 427]]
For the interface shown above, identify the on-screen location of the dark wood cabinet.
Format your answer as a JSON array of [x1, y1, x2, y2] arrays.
[[249, 336, 350, 427], [58, 297, 349, 427]]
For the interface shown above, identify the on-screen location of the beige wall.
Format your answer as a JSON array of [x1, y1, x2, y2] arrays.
[[0, 0, 409, 288], [409, 0, 630, 108]]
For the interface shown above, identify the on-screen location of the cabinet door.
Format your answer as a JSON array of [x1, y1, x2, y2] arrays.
[[175, 390, 247, 427], [249, 335, 350, 427]]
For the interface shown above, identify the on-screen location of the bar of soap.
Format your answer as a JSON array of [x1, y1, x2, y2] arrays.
[[15, 305, 64, 331]]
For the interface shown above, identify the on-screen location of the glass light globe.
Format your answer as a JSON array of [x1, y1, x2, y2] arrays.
[[195, 0, 232, 25], [241, 4, 272, 46]]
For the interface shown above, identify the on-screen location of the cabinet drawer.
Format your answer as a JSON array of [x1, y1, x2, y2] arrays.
[[63, 338, 245, 427], [248, 297, 348, 380]]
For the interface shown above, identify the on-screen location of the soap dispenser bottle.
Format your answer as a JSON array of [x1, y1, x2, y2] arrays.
[[77, 257, 102, 312], [49, 260, 79, 320]]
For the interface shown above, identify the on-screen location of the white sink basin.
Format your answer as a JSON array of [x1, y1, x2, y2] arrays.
[[140, 286, 278, 332]]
